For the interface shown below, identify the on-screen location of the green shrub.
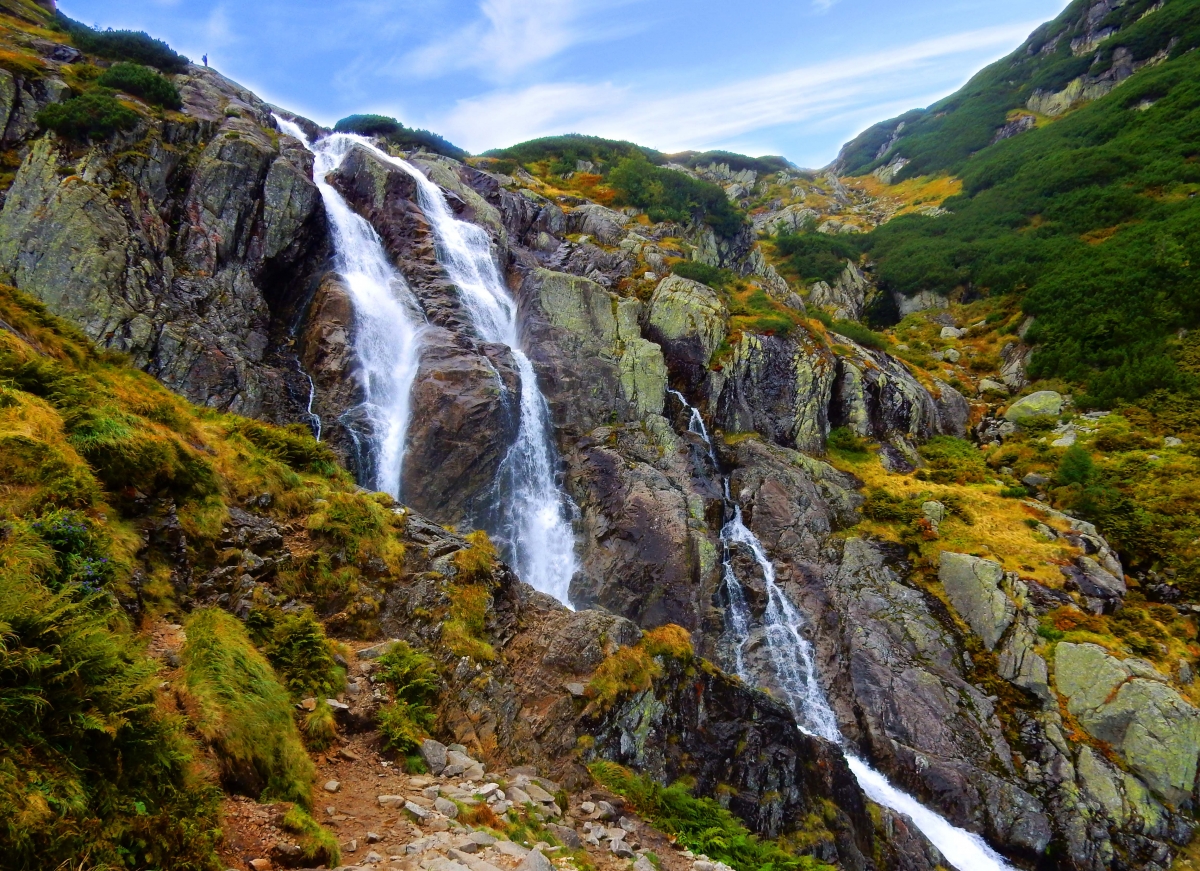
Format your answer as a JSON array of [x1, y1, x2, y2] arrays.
[[375, 642, 440, 753], [917, 436, 988, 484], [246, 607, 345, 700], [36, 92, 139, 140], [30, 508, 114, 593], [775, 231, 863, 283], [826, 426, 870, 456], [1056, 444, 1096, 487], [182, 608, 315, 807], [0, 576, 221, 870], [828, 319, 886, 350], [671, 260, 733, 289], [609, 157, 746, 238], [57, 14, 189, 72], [334, 114, 466, 160], [589, 762, 835, 871], [96, 62, 181, 109]]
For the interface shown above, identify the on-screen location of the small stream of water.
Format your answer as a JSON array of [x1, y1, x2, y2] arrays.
[[668, 390, 1015, 871]]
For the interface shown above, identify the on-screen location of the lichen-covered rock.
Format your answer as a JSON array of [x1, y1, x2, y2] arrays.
[[711, 327, 951, 456], [938, 552, 1016, 651], [644, 274, 727, 387], [566, 203, 629, 245], [809, 260, 868, 321], [1055, 642, 1200, 806], [519, 269, 666, 426], [1004, 391, 1063, 423]]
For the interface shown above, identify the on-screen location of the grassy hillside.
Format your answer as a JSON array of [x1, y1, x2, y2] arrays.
[[826, 0, 1200, 410], [839, 0, 1200, 179], [0, 281, 409, 868]]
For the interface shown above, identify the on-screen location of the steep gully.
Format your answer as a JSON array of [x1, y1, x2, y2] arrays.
[[277, 118, 578, 604], [670, 391, 1013, 871], [279, 116, 1010, 868]]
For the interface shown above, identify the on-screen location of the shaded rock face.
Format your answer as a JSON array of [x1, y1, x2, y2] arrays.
[[0, 69, 330, 426], [581, 657, 877, 869], [327, 144, 520, 524], [642, 274, 727, 390], [565, 423, 719, 632], [708, 330, 960, 456]]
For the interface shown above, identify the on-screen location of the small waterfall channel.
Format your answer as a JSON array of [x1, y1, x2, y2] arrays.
[[276, 117, 425, 498], [668, 391, 1015, 871], [279, 117, 577, 603]]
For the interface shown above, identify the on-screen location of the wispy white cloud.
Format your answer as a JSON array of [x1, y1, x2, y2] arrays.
[[812, 0, 841, 11], [403, 0, 644, 81], [428, 22, 1037, 159]]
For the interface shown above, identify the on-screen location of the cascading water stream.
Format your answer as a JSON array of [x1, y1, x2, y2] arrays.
[[336, 142, 577, 603], [274, 117, 425, 498], [668, 390, 1015, 871]]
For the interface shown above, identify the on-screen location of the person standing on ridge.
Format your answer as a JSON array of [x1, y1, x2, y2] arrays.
[[202, 54, 208, 67]]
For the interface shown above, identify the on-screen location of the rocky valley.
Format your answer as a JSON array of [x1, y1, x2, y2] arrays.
[[2, 1, 1200, 871]]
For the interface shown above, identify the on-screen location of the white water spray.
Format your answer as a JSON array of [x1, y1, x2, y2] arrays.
[[275, 117, 425, 498], [668, 391, 1015, 871], [343, 145, 577, 603]]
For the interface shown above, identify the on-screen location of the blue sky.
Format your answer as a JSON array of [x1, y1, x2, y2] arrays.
[[62, 0, 1071, 167]]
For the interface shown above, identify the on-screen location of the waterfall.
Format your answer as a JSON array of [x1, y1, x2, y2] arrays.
[[668, 390, 1015, 871], [274, 117, 425, 498], [298, 360, 322, 441], [339, 143, 577, 604]]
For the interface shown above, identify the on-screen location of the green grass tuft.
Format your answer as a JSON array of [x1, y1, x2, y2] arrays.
[[182, 608, 315, 807], [590, 761, 835, 871]]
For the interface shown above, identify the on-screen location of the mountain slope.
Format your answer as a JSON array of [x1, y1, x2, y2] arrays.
[[838, 0, 1200, 180], [830, 0, 1200, 410]]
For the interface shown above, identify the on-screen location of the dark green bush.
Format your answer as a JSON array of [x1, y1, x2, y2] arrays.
[[828, 319, 886, 350], [1056, 444, 1096, 487], [246, 607, 345, 700], [334, 114, 466, 160], [36, 92, 138, 140], [917, 436, 989, 484], [775, 231, 863, 283], [671, 149, 794, 175], [826, 426, 870, 455], [609, 157, 746, 238], [57, 14, 189, 72], [30, 509, 114, 593], [484, 133, 662, 174], [97, 62, 181, 109], [670, 260, 733, 288]]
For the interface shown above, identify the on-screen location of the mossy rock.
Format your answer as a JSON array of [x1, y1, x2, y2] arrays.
[[1004, 390, 1063, 424]]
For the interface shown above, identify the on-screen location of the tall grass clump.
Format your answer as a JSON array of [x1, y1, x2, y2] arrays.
[[0, 576, 221, 870], [375, 641, 440, 754], [181, 608, 315, 806], [589, 762, 834, 871]]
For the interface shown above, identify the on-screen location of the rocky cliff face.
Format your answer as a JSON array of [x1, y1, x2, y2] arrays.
[[4, 23, 1198, 871], [0, 65, 330, 426]]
